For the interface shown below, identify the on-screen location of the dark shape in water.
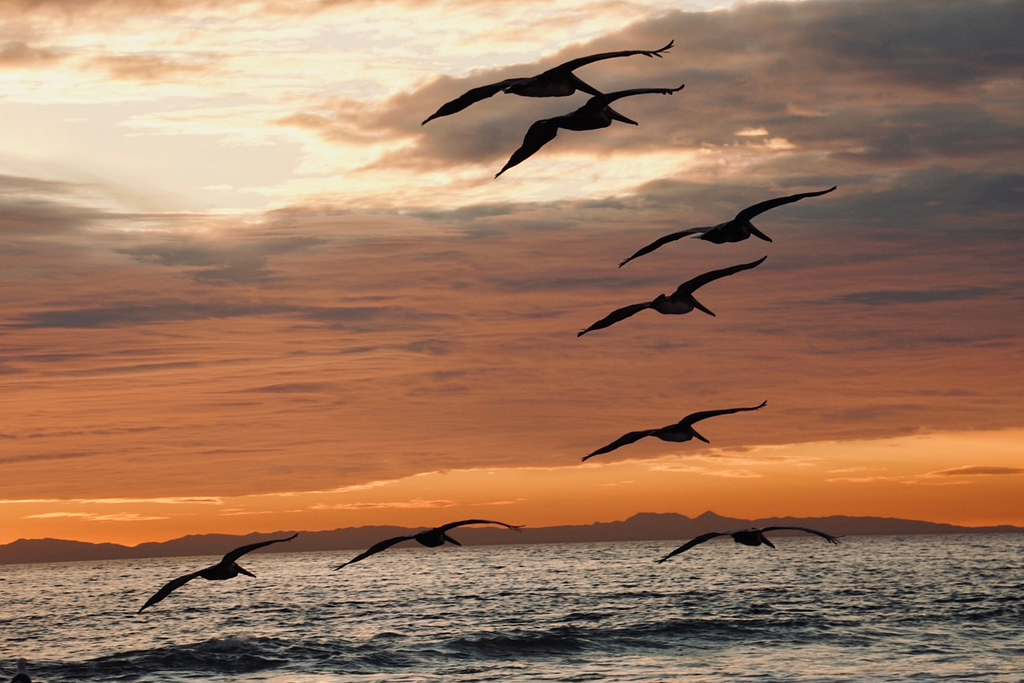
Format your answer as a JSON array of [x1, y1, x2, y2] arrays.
[[495, 84, 685, 177], [138, 533, 298, 612], [335, 520, 522, 569], [577, 256, 765, 336], [656, 526, 841, 563], [422, 41, 674, 125], [583, 401, 767, 461], [11, 658, 31, 683], [619, 186, 837, 266]]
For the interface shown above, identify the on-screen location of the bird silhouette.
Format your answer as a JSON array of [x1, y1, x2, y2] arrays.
[[422, 41, 674, 125], [334, 520, 522, 569], [583, 401, 767, 461], [138, 533, 297, 612], [656, 526, 841, 563], [619, 187, 837, 266], [495, 85, 685, 177], [10, 659, 30, 683], [577, 256, 765, 336]]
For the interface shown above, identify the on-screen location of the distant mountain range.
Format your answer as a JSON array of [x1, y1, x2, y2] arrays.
[[1, 511, 1020, 566]]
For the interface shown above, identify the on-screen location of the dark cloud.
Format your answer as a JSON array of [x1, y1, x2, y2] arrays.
[[118, 234, 326, 283], [0, 40, 64, 67], [331, 0, 1024, 180], [0, 174, 106, 236], [88, 53, 216, 81], [8, 301, 418, 329], [832, 287, 1001, 306], [930, 466, 1024, 477]]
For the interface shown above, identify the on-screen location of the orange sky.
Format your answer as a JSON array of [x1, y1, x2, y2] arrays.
[[1, 0, 1022, 545]]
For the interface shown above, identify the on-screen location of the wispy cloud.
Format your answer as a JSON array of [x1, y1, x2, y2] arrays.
[[926, 466, 1024, 477], [311, 499, 456, 510], [24, 512, 169, 521]]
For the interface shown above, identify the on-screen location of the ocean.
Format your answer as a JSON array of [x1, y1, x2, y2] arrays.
[[1, 534, 1021, 682]]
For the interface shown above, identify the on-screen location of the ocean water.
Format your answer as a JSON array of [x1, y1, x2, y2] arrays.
[[1, 534, 1022, 682]]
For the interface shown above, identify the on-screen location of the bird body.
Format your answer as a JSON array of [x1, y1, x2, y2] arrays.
[[583, 401, 767, 461], [422, 41, 674, 125], [618, 187, 837, 266], [655, 526, 841, 563], [577, 256, 765, 336], [138, 533, 297, 612], [495, 85, 685, 177], [335, 519, 522, 569]]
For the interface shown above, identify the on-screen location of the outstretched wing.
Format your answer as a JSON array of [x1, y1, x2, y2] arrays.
[[222, 533, 298, 565], [680, 401, 767, 427], [495, 118, 562, 177], [549, 41, 675, 76], [577, 301, 652, 336], [734, 186, 837, 223], [760, 526, 841, 544], [437, 519, 523, 533], [582, 429, 658, 461], [422, 79, 522, 125], [595, 84, 685, 106], [655, 532, 730, 563], [671, 256, 766, 298], [138, 569, 203, 612], [619, 227, 710, 267], [334, 534, 417, 569]]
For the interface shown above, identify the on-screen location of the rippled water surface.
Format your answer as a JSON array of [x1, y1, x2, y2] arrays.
[[1, 534, 1022, 682]]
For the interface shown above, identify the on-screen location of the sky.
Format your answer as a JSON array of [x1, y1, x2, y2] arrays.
[[1, 0, 1022, 545]]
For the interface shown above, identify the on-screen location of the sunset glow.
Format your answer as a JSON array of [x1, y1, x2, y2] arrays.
[[2, 0, 1022, 547]]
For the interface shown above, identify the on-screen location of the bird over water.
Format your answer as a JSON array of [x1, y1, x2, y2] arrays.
[[335, 520, 523, 569], [138, 533, 298, 612], [656, 526, 841, 564], [583, 401, 767, 461], [577, 256, 766, 336], [619, 186, 837, 266], [10, 659, 30, 683], [421, 40, 674, 125]]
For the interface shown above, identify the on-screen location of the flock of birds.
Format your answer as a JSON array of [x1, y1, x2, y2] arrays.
[[125, 38, 843, 618], [6, 38, 846, 682]]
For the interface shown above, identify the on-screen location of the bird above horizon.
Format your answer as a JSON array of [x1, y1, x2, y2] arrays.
[[618, 186, 837, 266], [582, 401, 767, 461], [421, 40, 674, 125], [577, 256, 765, 336], [656, 526, 841, 563], [138, 533, 297, 612], [334, 520, 522, 569], [495, 84, 685, 177]]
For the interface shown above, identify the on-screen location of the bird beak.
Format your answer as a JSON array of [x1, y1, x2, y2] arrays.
[[691, 298, 715, 317], [607, 107, 638, 125]]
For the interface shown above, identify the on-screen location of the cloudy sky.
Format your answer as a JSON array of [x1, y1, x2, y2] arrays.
[[2, 0, 1021, 545]]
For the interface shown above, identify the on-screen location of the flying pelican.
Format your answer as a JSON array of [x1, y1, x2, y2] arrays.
[[138, 533, 297, 612], [618, 186, 837, 266], [10, 659, 30, 683], [421, 41, 674, 125], [577, 256, 765, 336], [334, 520, 522, 569], [495, 84, 685, 177], [656, 526, 841, 563], [582, 401, 767, 461]]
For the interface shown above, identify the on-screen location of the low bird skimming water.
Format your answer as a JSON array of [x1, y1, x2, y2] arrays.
[[335, 520, 522, 569]]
